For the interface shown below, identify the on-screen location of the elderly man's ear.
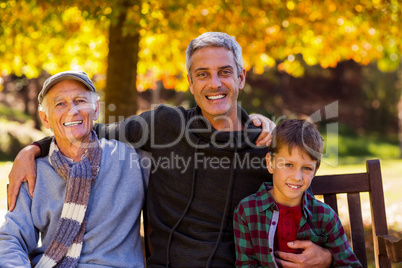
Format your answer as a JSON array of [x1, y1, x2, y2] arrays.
[[93, 100, 100, 121], [39, 111, 50, 129]]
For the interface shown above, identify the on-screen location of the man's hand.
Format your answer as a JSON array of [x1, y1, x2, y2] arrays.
[[7, 144, 40, 211], [249, 113, 275, 147], [275, 240, 332, 268]]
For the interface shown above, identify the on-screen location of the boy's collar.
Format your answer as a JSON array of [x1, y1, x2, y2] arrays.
[[257, 182, 315, 221]]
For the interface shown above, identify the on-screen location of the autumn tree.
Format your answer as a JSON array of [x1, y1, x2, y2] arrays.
[[1, 0, 401, 133]]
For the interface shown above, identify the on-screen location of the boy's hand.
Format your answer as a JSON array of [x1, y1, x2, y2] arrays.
[[275, 240, 332, 268], [7, 145, 40, 211], [249, 113, 275, 147]]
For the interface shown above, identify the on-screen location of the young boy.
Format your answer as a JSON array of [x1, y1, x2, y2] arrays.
[[233, 119, 362, 267]]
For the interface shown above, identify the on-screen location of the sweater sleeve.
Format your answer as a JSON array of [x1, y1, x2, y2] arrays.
[[0, 183, 39, 267], [35, 136, 53, 158]]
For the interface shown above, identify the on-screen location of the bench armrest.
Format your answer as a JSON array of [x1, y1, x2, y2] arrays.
[[377, 235, 402, 263]]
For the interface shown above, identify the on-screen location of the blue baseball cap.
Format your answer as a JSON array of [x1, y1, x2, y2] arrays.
[[38, 70, 96, 104]]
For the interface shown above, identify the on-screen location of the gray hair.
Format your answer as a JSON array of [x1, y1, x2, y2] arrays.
[[39, 90, 99, 116], [186, 32, 243, 79]]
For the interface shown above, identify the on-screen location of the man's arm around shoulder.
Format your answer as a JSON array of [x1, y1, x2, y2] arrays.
[[8, 144, 41, 211]]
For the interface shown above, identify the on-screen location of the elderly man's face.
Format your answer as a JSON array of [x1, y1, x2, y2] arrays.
[[39, 80, 99, 145]]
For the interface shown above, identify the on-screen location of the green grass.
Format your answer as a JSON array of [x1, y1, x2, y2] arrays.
[[322, 125, 400, 161]]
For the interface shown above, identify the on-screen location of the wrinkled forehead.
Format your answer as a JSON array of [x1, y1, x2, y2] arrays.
[[189, 47, 236, 71], [48, 80, 90, 95]]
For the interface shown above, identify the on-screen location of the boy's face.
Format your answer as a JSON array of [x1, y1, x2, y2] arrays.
[[266, 145, 318, 207]]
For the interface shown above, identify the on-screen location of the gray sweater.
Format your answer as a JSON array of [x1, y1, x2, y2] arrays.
[[0, 139, 149, 267]]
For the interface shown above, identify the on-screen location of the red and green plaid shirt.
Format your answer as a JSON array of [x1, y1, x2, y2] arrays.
[[233, 182, 362, 267]]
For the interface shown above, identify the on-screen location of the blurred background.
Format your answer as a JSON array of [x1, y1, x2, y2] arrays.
[[0, 0, 401, 266]]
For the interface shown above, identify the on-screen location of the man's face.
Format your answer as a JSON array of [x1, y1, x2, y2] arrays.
[[266, 146, 317, 207], [39, 80, 99, 146], [187, 47, 246, 129]]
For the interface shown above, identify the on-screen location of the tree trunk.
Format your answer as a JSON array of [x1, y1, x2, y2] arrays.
[[104, 1, 140, 123], [31, 78, 42, 130], [397, 63, 402, 158]]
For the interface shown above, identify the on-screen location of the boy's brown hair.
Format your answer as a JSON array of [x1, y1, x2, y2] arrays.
[[268, 119, 324, 169]]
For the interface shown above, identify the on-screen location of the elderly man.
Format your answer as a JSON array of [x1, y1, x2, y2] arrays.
[[0, 71, 149, 267], [8, 33, 332, 267]]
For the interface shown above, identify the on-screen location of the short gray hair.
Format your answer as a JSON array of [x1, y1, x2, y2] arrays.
[[186, 32, 243, 78]]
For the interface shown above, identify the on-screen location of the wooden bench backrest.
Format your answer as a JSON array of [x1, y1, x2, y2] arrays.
[[311, 159, 390, 268]]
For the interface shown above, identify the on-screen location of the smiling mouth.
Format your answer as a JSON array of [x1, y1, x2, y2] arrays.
[[63, 120, 83, 127], [206, 94, 226, 100], [287, 184, 302, 189]]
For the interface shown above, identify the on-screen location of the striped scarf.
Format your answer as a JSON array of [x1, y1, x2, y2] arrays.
[[36, 131, 101, 268]]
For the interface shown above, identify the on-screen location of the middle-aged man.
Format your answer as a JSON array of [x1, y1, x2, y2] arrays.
[[8, 32, 332, 267], [0, 71, 149, 267]]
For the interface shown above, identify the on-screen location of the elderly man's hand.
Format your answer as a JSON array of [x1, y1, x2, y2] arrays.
[[7, 144, 40, 211], [275, 240, 332, 268], [250, 113, 276, 147]]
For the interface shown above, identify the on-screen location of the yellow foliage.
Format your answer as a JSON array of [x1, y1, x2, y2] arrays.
[[0, 0, 401, 89]]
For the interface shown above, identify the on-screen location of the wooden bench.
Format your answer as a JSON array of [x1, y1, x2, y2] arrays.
[[311, 159, 401, 267]]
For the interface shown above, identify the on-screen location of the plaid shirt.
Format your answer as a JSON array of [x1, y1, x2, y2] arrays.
[[233, 182, 362, 267]]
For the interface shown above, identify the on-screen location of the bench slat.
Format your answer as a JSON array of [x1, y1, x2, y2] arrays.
[[323, 194, 338, 214], [347, 192, 367, 267]]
